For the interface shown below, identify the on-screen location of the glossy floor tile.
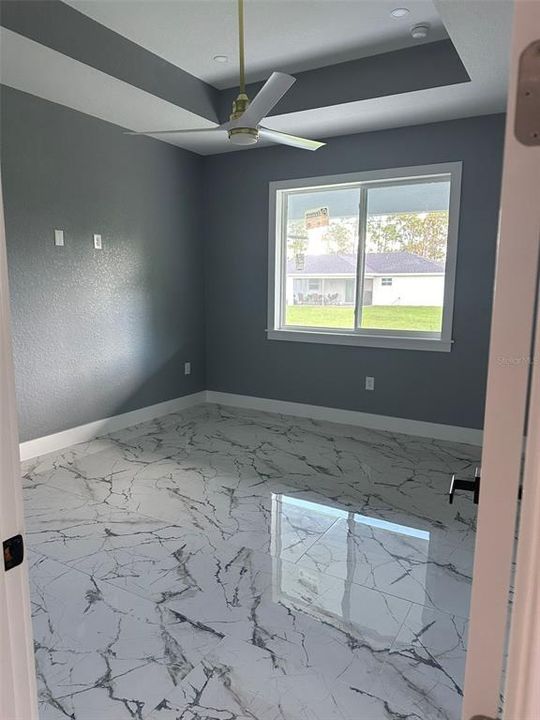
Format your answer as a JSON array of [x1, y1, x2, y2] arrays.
[[23, 403, 480, 719]]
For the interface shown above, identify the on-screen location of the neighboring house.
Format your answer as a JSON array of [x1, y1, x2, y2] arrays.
[[287, 252, 445, 306]]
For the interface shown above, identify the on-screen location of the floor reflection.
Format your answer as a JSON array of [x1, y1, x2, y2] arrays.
[[272, 491, 472, 618], [271, 493, 433, 633]]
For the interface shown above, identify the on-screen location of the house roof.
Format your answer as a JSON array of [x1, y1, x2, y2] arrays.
[[287, 252, 444, 275]]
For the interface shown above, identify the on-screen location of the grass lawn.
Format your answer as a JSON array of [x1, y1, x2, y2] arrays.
[[285, 305, 442, 331]]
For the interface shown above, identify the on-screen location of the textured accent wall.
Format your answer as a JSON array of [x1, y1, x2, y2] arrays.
[[203, 115, 505, 430], [1, 87, 205, 441], [1, 88, 505, 438]]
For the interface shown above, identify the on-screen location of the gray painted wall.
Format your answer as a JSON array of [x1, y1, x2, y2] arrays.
[[203, 115, 505, 430], [1, 90, 505, 439], [1, 87, 205, 441]]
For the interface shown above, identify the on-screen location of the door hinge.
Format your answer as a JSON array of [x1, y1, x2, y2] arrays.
[[515, 39, 540, 146], [3, 534, 24, 571]]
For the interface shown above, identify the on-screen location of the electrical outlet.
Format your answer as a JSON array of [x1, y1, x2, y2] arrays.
[[184, 362, 191, 376], [54, 229, 64, 246], [93, 234, 102, 249], [365, 376, 375, 391]]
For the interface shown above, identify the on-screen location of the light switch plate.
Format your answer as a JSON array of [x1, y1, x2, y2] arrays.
[[93, 234, 102, 249], [54, 229, 64, 246]]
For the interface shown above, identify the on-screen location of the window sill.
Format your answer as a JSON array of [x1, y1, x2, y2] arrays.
[[266, 328, 453, 352]]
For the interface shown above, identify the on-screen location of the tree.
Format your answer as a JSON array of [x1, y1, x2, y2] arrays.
[[366, 211, 448, 261], [322, 222, 356, 255]]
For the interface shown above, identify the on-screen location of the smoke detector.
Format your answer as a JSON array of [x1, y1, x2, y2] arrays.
[[410, 23, 430, 39]]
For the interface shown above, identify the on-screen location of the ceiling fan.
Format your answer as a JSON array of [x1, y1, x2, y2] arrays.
[[127, 0, 325, 151]]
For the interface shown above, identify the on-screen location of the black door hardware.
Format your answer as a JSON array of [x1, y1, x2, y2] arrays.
[[3, 534, 24, 571], [449, 467, 481, 505]]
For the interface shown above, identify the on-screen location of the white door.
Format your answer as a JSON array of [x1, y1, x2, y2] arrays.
[[462, 0, 540, 718], [0, 174, 38, 718]]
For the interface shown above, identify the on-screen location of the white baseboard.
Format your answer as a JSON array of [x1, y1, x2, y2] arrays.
[[19, 391, 206, 461], [205, 391, 483, 446], [19, 388, 482, 461]]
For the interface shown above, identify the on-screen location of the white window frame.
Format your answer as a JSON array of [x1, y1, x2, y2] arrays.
[[267, 162, 462, 352]]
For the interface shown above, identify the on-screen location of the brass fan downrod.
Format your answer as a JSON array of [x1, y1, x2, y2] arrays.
[[229, 0, 259, 144], [238, 0, 246, 95]]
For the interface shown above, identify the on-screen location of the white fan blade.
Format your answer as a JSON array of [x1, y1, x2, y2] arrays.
[[125, 124, 229, 136], [234, 72, 295, 127], [258, 127, 325, 151]]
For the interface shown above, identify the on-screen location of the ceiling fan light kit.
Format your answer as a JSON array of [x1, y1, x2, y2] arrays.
[[229, 127, 259, 145], [126, 0, 325, 152]]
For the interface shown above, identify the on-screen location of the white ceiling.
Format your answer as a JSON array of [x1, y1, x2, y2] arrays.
[[0, 0, 513, 155], [64, 0, 448, 89]]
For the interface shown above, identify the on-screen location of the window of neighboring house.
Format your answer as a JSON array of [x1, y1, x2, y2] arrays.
[[268, 163, 461, 351]]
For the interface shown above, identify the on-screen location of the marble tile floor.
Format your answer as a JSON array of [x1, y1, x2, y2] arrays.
[[22, 403, 481, 720]]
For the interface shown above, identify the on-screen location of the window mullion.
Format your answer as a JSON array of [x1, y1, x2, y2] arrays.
[[354, 187, 368, 330], [280, 192, 289, 328]]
